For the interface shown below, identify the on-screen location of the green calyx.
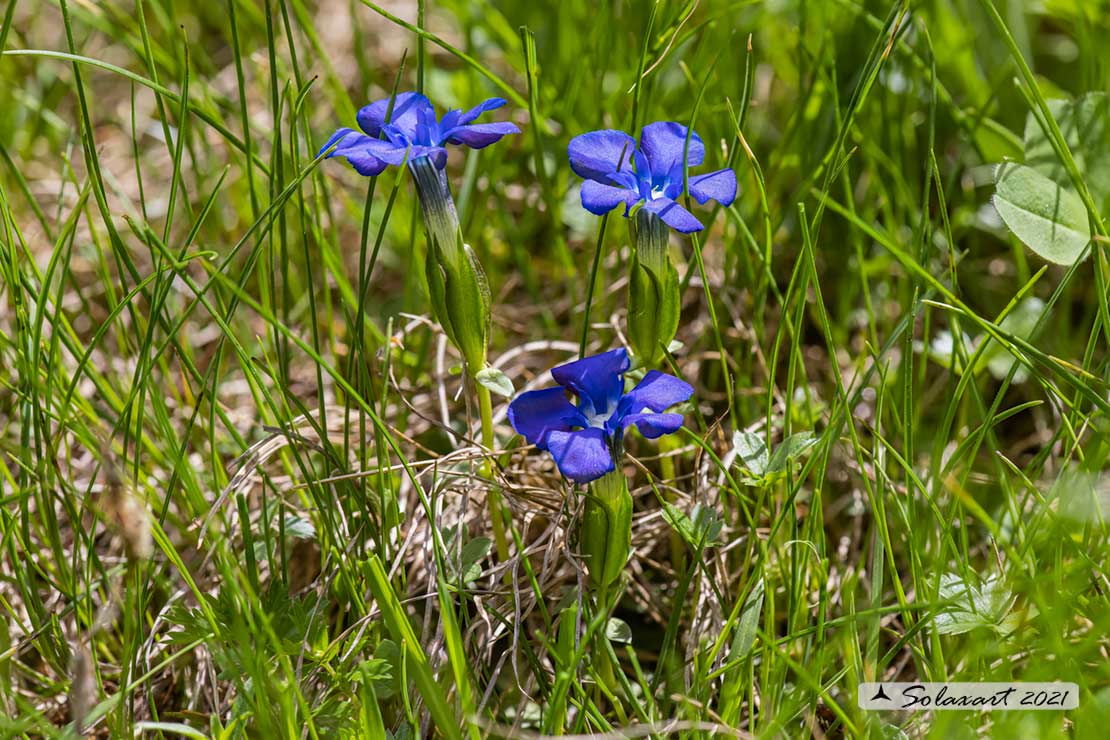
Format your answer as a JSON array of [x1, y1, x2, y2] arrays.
[[425, 233, 491, 371], [412, 158, 492, 372], [581, 469, 632, 591], [627, 208, 680, 367]]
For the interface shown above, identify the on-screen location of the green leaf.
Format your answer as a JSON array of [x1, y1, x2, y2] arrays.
[[993, 161, 1090, 265], [475, 366, 514, 398], [605, 617, 632, 644], [732, 577, 764, 659], [281, 513, 316, 540], [731, 430, 769, 477], [457, 536, 492, 585], [661, 502, 723, 549], [1023, 93, 1110, 206], [718, 577, 764, 725], [766, 432, 818, 474], [934, 573, 1015, 636], [363, 556, 464, 740], [369, 641, 400, 699], [133, 722, 211, 739]]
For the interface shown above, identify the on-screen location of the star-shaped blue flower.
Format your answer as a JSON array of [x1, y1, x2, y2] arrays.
[[568, 121, 738, 233], [507, 348, 694, 483], [318, 92, 519, 175]]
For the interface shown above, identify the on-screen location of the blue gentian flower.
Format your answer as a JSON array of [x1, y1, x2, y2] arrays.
[[507, 348, 694, 483], [568, 122, 738, 233], [318, 92, 519, 174]]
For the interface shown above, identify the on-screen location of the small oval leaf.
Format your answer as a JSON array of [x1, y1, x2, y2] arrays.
[[993, 162, 1091, 265], [476, 366, 514, 398], [605, 617, 633, 644], [731, 430, 769, 477]]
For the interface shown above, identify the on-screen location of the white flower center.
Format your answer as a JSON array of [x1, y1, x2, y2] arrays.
[[650, 185, 666, 201], [584, 400, 617, 430]]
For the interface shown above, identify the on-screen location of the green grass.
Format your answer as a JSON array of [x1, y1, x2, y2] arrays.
[[2, 0, 1110, 737]]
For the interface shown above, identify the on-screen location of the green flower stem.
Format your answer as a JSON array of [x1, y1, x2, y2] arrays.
[[411, 156, 504, 561], [477, 382, 510, 563], [657, 435, 685, 573], [630, 209, 685, 568], [583, 471, 628, 713]]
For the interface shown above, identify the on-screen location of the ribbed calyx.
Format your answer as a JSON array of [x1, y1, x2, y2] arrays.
[[627, 208, 681, 367], [410, 156, 491, 372]]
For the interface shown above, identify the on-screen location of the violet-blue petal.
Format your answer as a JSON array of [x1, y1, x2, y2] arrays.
[[607, 170, 639, 191], [568, 130, 637, 182], [507, 387, 586, 450], [329, 137, 406, 176], [335, 149, 390, 176], [407, 145, 449, 169], [618, 412, 685, 439], [457, 97, 507, 126], [550, 348, 630, 417], [689, 168, 737, 206], [356, 92, 432, 139], [415, 104, 439, 147], [580, 181, 640, 216], [643, 196, 704, 233], [438, 109, 461, 134], [545, 428, 615, 483], [318, 127, 359, 158], [618, 370, 694, 415], [639, 122, 704, 180], [442, 121, 521, 148], [632, 150, 653, 183]]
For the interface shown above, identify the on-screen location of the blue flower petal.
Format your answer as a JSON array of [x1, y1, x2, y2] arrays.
[[441, 121, 521, 149], [607, 170, 639, 191], [639, 122, 704, 181], [580, 181, 640, 216], [568, 130, 637, 182], [326, 136, 404, 176], [617, 370, 694, 415], [438, 109, 462, 134], [318, 127, 359, 158], [632, 150, 653, 189], [457, 97, 507, 126], [550, 348, 631, 418], [689, 168, 738, 206], [507, 387, 587, 450], [643, 196, 704, 233], [545, 428, 615, 483], [618, 411, 685, 439], [336, 149, 391, 176], [356, 92, 432, 140], [407, 145, 449, 169]]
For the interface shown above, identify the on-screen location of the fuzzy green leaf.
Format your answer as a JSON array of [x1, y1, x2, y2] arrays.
[[994, 162, 1090, 265], [732, 430, 769, 477], [475, 366, 514, 398], [605, 617, 633, 644]]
